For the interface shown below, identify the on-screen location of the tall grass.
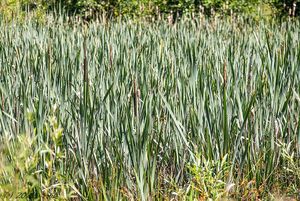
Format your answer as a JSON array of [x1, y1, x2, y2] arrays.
[[0, 16, 299, 200]]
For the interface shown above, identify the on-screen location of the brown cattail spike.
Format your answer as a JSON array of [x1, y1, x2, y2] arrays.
[[223, 61, 227, 86], [109, 45, 113, 69], [133, 79, 140, 117], [83, 35, 88, 83]]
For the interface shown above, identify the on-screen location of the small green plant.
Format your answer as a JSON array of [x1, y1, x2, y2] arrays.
[[187, 154, 230, 200], [0, 110, 78, 200], [0, 133, 40, 199]]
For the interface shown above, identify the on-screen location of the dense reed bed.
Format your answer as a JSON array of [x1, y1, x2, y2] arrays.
[[0, 17, 299, 200]]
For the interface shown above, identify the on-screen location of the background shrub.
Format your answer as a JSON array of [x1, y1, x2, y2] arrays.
[[0, 0, 299, 20]]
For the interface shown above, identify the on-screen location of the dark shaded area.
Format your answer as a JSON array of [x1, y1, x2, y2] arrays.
[[272, 0, 300, 16]]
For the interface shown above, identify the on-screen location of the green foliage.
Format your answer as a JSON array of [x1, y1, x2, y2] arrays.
[[0, 111, 78, 200], [187, 154, 230, 200], [0, 0, 48, 21], [0, 16, 300, 200], [0, 0, 299, 20], [0, 134, 40, 199]]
